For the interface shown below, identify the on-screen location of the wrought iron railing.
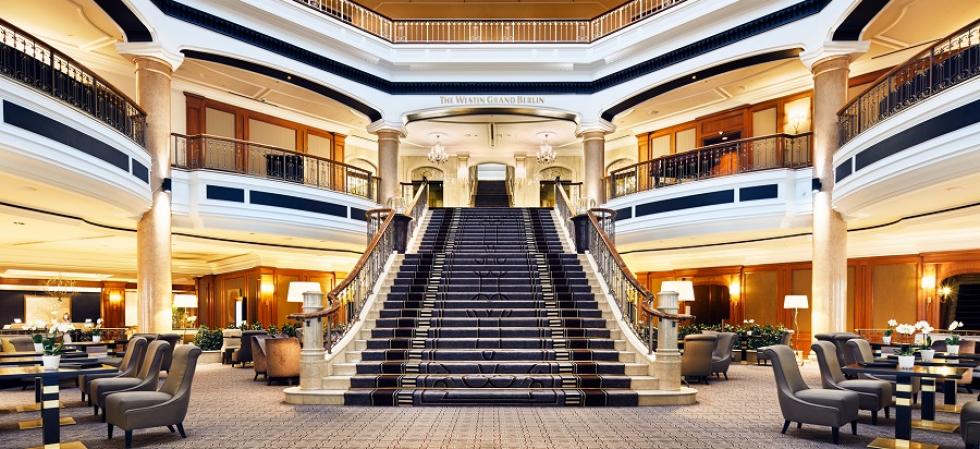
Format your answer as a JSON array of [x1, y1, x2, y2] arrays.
[[839, 18, 980, 145], [171, 133, 378, 202], [291, 181, 428, 352], [0, 18, 146, 145], [291, 0, 686, 43], [607, 133, 812, 200], [582, 208, 690, 354]]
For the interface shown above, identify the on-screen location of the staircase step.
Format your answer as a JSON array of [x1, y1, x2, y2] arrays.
[[362, 337, 622, 350], [344, 388, 639, 406]]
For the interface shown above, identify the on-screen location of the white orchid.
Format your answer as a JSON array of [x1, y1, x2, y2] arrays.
[[887, 319, 898, 327], [895, 324, 917, 335], [920, 325, 935, 335], [914, 320, 931, 330], [47, 322, 74, 336], [949, 321, 965, 331]]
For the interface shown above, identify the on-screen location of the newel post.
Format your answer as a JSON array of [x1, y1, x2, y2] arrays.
[[299, 291, 325, 390], [654, 291, 682, 391]]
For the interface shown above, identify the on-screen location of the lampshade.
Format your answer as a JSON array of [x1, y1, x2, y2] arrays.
[[287, 282, 322, 303], [173, 293, 198, 308], [783, 295, 809, 309], [661, 280, 695, 302]]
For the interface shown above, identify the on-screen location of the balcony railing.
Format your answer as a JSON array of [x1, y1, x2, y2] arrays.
[[606, 133, 812, 200], [171, 133, 379, 202], [291, 0, 686, 43], [0, 18, 146, 146], [839, 18, 980, 145]]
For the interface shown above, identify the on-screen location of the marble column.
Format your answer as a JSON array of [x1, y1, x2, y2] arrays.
[[810, 56, 851, 336], [135, 57, 174, 334], [581, 131, 606, 207], [375, 130, 401, 208]]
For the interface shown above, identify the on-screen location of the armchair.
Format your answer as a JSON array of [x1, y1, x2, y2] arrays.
[[681, 334, 716, 385], [91, 340, 171, 417], [265, 338, 301, 385], [711, 332, 737, 380], [812, 341, 892, 424], [80, 337, 148, 403]]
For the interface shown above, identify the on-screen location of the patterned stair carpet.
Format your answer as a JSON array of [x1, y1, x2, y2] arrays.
[[473, 181, 511, 207], [345, 207, 640, 406]]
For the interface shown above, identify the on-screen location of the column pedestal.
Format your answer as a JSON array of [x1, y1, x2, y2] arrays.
[[654, 291, 682, 391], [299, 291, 325, 390]]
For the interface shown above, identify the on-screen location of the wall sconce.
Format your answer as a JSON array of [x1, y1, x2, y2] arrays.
[[109, 292, 123, 303], [260, 281, 275, 295], [728, 280, 741, 297], [940, 285, 952, 298], [921, 274, 936, 304]]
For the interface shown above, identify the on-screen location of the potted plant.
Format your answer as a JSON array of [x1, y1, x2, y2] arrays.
[[946, 321, 965, 355], [895, 323, 918, 369], [883, 319, 897, 345], [42, 322, 73, 370], [89, 318, 103, 343], [743, 319, 755, 336], [916, 321, 936, 362], [31, 334, 43, 352]]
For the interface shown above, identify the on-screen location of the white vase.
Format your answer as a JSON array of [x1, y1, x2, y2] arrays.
[[898, 355, 915, 369], [92, 336, 101, 343], [33, 343, 43, 352], [948, 344, 960, 355], [41, 355, 61, 370], [882, 336, 892, 345], [920, 349, 936, 362]]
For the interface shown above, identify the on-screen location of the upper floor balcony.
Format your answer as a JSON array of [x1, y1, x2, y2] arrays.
[[291, 0, 686, 43], [606, 133, 812, 201], [0, 18, 145, 146], [171, 133, 379, 202]]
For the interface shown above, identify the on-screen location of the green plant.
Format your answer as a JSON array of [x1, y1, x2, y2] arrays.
[[31, 334, 42, 344], [42, 337, 64, 356], [193, 326, 223, 351], [250, 321, 264, 331], [266, 324, 279, 337], [883, 329, 893, 337], [280, 323, 298, 338]]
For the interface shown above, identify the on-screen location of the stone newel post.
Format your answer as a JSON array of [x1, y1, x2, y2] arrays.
[[299, 291, 325, 390], [654, 291, 682, 390]]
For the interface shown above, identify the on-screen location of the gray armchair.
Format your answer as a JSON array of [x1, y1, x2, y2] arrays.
[[831, 332, 862, 366], [231, 330, 267, 367], [845, 338, 919, 403], [80, 337, 148, 403], [682, 334, 716, 385], [763, 345, 859, 444], [962, 401, 980, 449], [157, 334, 181, 371], [91, 340, 171, 417], [812, 341, 892, 425], [105, 344, 202, 449], [711, 332, 737, 380]]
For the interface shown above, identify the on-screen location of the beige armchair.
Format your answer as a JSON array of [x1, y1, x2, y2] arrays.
[[80, 337, 148, 403], [265, 338, 300, 385], [681, 334, 716, 385], [91, 340, 170, 418], [105, 345, 202, 449]]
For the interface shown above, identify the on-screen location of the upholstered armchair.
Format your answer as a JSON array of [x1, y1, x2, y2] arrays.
[[105, 345, 202, 449], [220, 328, 242, 364], [681, 334, 716, 385], [266, 337, 301, 385], [231, 330, 267, 367], [80, 337, 148, 403], [962, 401, 980, 449], [130, 333, 157, 342], [757, 330, 795, 365], [812, 341, 892, 425], [845, 338, 920, 403], [830, 332, 861, 366], [157, 334, 181, 371], [91, 340, 171, 417], [1, 336, 36, 352], [711, 332, 737, 380], [764, 345, 860, 444], [251, 335, 271, 381]]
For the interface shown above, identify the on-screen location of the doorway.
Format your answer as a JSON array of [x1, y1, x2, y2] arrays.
[[475, 163, 507, 181], [940, 274, 980, 329]]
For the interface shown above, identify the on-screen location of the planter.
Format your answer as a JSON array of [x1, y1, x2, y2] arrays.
[[948, 344, 961, 355], [882, 336, 892, 345], [92, 336, 101, 343], [898, 355, 915, 369], [33, 343, 43, 353], [198, 350, 223, 364], [920, 349, 936, 362], [41, 355, 61, 370]]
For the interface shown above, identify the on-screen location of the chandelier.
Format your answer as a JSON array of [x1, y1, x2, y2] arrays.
[[536, 133, 556, 164], [427, 134, 449, 164], [45, 275, 78, 302]]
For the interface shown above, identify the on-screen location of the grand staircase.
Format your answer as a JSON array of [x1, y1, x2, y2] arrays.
[[473, 181, 511, 207], [331, 207, 659, 406]]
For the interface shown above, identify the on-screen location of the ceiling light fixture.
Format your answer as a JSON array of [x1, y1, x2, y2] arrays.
[[427, 133, 449, 164], [536, 132, 556, 165]]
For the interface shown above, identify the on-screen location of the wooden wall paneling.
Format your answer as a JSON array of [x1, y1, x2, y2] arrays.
[[636, 135, 649, 163], [99, 282, 126, 328]]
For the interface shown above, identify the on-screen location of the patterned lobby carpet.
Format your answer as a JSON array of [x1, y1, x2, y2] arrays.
[[0, 362, 969, 448]]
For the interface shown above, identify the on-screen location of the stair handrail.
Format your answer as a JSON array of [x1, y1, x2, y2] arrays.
[[553, 177, 577, 244], [288, 181, 429, 352], [584, 208, 693, 354]]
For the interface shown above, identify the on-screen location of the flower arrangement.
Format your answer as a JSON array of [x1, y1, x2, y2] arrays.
[[915, 320, 935, 348], [894, 323, 918, 356], [946, 321, 964, 344], [884, 319, 898, 337]]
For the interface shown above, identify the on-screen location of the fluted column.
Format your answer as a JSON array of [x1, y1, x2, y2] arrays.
[[135, 57, 173, 334], [581, 131, 606, 206], [374, 129, 402, 207], [810, 56, 851, 335]]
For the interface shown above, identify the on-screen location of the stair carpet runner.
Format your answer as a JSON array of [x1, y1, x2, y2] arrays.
[[344, 207, 640, 406], [472, 180, 511, 207]]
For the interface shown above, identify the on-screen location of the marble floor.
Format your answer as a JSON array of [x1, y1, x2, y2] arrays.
[[0, 362, 970, 449]]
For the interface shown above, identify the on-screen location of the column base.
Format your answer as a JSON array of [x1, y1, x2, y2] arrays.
[[867, 437, 937, 449], [28, 441, 87, 449], [653, 351, 682, 391], [910, 419, 959, 433], [299, 350, 326, 390]]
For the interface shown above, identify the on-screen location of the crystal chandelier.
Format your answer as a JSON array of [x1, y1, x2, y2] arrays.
[[536, 133, 556, 164], [427, 134, 449, 164], [45, 275, 77, 302]]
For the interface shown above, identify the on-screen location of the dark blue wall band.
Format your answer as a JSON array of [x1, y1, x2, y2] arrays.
[[250, 190, 348, 218], [835, 160, 852, 182], [739, 184, 779, 201], [206, 185, 245, 203], [635, 189, 735, 217], [832, 0, 890, 41], [615, 207, 633, 221], [132, 161, 149, 183], [350, 207, 367, 221], [3, 100, 148, 183], [93, 0, 153, 42]]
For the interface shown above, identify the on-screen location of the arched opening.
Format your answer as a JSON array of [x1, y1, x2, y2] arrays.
[[408, 166, 445, 207], [537, 166, 574, 207], [940, 274, 980, 329]]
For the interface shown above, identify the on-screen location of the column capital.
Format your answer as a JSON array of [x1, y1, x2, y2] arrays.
[[367, 120, 406, 137], [799, 40, 869, 72], [575, 119, 615, 138], [117, 42, 184, 73]]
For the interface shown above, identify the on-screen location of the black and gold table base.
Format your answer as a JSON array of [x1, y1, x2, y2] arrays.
[[911, 378, 959, 433]]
